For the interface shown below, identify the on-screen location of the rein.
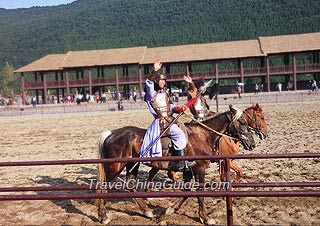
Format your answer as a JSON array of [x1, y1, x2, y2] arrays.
[[184, 112, 239, 141]]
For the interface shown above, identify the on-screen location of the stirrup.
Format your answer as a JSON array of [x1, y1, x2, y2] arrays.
[[185, 160, 196, 169], [176, 160, 196, 172]]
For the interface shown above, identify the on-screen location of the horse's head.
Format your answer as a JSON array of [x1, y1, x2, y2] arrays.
[[243, 103, 268, 140], [226, 105, 256, 151]]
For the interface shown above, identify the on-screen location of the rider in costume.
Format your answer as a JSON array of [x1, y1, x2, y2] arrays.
[[184, 75, 215, 120], [141, 59, 196, 171]]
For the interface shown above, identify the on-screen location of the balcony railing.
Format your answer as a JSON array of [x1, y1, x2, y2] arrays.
[[69, 79, 89, 86], [46, 80, 66, 87], [24, 81, 44, 89], [92, 77, 116, 85]]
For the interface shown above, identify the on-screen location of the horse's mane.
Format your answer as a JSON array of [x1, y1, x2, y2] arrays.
[[201, 111, 225, 122], [245, 103, 263, 112]]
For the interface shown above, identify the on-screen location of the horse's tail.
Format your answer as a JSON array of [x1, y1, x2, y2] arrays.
[[97, 130, 112, 184]]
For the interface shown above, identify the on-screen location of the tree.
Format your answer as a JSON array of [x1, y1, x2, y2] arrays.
[[1, 61, 18, 97]]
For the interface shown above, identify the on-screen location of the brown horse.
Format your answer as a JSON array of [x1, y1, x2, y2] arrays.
[[151, 103, 268, 185], [219, 102, 268, 183], [96, 105, 255, 225]]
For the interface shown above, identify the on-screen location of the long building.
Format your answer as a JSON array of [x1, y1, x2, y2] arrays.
[[14, 32, 320, 104]]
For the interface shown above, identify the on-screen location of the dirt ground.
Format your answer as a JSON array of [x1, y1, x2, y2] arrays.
[[0, 102, 319, 225]]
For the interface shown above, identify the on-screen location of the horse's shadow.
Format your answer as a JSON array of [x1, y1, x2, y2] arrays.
[[31, 166, 171, 222], [31, 166, 100, 222]]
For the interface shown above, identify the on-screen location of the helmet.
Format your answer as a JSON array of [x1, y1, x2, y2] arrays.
[[157, 74, 167, 81], [195, 80, 205, 92], [195, 80, 205, 88]]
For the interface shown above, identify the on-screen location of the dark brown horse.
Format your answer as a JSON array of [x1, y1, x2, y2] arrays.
[[160, 103, 268, 220], [96, 105, 255, 224]]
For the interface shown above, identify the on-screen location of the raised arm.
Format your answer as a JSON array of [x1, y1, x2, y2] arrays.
[[148, 58, 162, 81], [183, 75, 197, 99]]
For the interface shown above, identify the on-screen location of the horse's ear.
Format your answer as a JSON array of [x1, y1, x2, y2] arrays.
[[252, 102, 256, 107], [229, 104, 233, 110], [256, 103, 260, 109]]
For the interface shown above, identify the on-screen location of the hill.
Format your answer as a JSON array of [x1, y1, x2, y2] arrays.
[[0, 0, 319, 69]]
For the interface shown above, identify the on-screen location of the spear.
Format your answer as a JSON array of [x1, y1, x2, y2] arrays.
[[128, 79, 214, 173]]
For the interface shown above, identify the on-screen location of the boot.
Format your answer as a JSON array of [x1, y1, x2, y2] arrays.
[[170, 149, 196, 171]]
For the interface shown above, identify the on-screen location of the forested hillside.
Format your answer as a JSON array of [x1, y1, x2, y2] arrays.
[[0, 0, 319, 69]]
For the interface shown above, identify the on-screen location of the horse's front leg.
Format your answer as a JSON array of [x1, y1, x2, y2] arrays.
[[165, 170, 192, 215], [146, 167, 159, 192], [230, 160, 243, 183], [196, 167, 215, 225]]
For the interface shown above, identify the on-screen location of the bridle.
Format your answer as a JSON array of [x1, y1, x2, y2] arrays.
[[224, 109, 246, 143], [243, 108, 267, 140]]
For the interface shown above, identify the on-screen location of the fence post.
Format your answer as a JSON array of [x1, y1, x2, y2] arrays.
[[225, 158, 234, 226]]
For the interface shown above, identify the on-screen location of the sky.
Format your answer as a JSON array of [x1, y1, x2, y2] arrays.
[[0, 0, 76, 9]]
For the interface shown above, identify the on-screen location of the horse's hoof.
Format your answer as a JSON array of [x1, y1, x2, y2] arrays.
[[102, 218, 111, 225], [205, 218, 216, 225], [144, 210, 154, 218], [165, 206, 175, 215]]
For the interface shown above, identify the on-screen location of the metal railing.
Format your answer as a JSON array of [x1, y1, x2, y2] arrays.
[[0, 153, 319, 225]]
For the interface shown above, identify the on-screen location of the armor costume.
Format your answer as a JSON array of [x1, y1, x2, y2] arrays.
[[187, 80, 213, 120], [193, 97, 207, 119], [150, 91, 172, 132]]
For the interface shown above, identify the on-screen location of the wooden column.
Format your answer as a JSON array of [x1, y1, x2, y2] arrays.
[[43, 73, 47, 104], [186, 63, 190, 76], [139, 65, 143, 99], [66, 71, 70, 95], [102, 67, 105, 93], [215, 63, 219, 112], [313, 50, 320, 81], [293, 54, 297, 91], [88, 69, 92, 95], [265, 56, 270, 92], [57, 89, 60, 103], [239, 59, 244, 93], [55, 72, 59, 102], [115, 67, 120, 100], [21, 73, 25, 105], [188, 62, 192, 74]]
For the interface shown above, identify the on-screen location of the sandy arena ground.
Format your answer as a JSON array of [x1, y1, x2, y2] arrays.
[[0, 102, 319, 225]]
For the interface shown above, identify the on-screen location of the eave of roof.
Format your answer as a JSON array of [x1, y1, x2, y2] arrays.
[[14, 54, 66, 73], [259, 32, 320, 54], [140, 39, 264, 64], [60, 46, 147, 68]]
